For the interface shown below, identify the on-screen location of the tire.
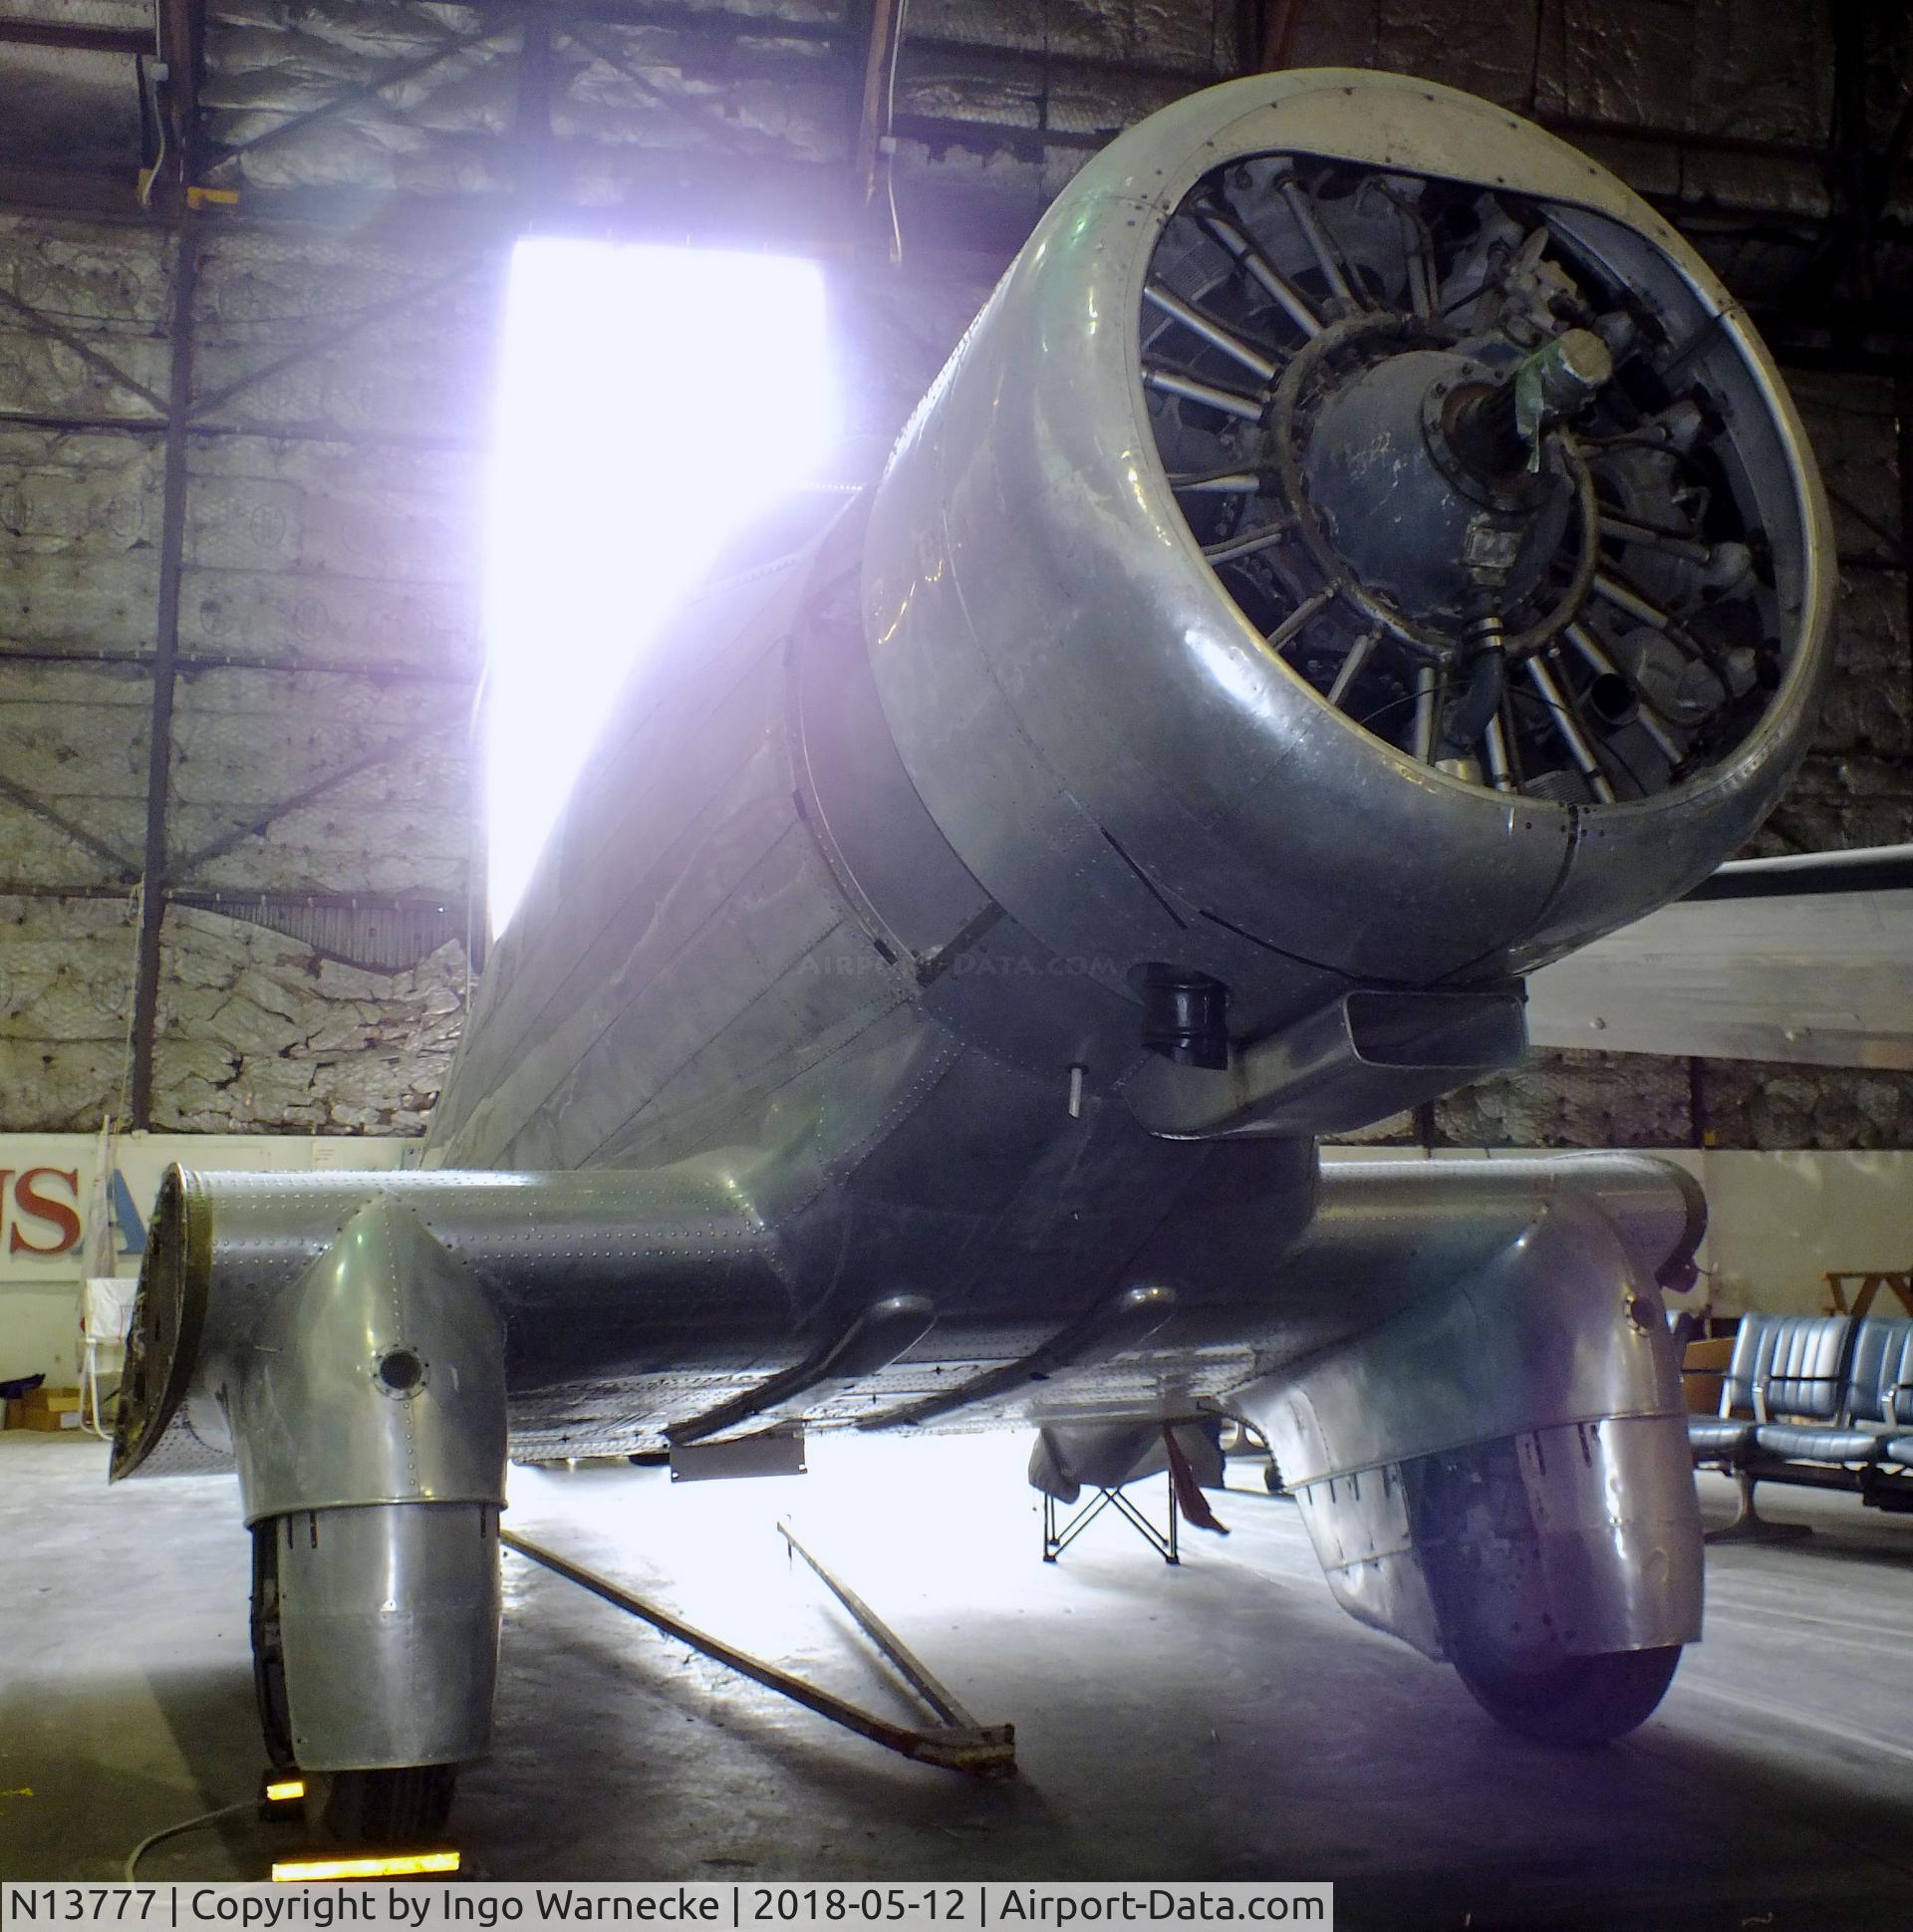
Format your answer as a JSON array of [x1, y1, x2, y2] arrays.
[[315, 1766, 459, 1846], [249, 1523, 296, 1773], [1453, 1642, 1682, 1747]]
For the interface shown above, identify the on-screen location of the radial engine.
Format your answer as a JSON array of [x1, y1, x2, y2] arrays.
[[862, 69, 1831, 1132]]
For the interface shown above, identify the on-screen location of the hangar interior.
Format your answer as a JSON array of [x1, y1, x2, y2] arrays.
[[2, 0, 1911, 1150], [2, 0, 1912, 1923]]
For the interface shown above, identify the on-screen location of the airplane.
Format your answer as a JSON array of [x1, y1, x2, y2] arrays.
[[108, 66, 1834, 1846]]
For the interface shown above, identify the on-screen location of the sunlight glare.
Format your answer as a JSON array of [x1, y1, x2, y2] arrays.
[[484, 239, 833, 936]]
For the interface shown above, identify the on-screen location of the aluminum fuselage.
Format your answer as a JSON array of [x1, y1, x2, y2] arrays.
[[418, 528, 1346, 1451], [414, 70, 1829, 1456]]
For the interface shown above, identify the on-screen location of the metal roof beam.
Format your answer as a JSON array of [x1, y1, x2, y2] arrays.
[[0, 20, 149, 55], [153, 0, 205, 197]]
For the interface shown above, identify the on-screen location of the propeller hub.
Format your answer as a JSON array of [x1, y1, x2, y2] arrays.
[[1297, 345, 1574, 627]]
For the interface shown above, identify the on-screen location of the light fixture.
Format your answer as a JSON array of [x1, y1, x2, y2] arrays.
[[272, 1849, 461, 1881], [483, 240, 835, 937]]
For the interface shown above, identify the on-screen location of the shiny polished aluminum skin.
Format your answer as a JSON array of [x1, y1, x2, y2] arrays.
[[274, 1502, 503, 1771], [225, 1195, 507, 1523], [230, 1194, 507, 1770], [111, 69, 1832, 1784], [1234, 1173, 1705, 1662]]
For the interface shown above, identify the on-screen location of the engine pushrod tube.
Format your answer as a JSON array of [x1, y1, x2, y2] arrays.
[[1598, 512, 1711, 563], [1144, 281, 1279, 382], [1326, 629, 1379, 706], [1169, 468, 1263, 493], [1143, 364, 1266, 421], [1412, 665, 1440, 762], [1264, 586, 1337, 656], [1206, 523, 1293, 564], [1193, 203, 1323, 338], [1277, 176, 1356, 306], [1524, 652, 1618, 801], [1593, 570, 1688, 640]]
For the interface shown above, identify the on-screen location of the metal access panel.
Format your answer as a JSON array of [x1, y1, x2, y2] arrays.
[[670, 1432, 808, 1483]]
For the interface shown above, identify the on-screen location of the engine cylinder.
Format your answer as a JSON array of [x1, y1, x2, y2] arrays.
[[862, 69, 1832, 1058]]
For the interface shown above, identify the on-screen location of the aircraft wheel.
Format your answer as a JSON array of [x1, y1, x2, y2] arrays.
[[314, 1767, 459, 1846], [255, 1523, 462, 1843], [248, 1525, 295, 1772], [1453, 1641, 1681, 1747]]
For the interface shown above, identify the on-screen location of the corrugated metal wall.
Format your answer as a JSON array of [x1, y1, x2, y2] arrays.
[[0, 0, 1908, 1144]]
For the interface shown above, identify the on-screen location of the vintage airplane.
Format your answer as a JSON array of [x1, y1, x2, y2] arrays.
[[110, 67, 1833, 1843]]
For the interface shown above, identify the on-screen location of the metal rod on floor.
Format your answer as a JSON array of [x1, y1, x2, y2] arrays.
[[776, 1519, 975, 1733], [501, 1528, 1014, 1778]]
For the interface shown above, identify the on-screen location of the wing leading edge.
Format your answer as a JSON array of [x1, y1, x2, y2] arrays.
[[1525, 844, 1913, 1070]]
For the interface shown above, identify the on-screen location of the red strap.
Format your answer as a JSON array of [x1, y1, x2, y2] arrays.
[[1164, 1428, 1229, 1534]]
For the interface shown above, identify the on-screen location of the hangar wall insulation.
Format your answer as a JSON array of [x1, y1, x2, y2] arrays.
[[0, 0, 1908, 1146]]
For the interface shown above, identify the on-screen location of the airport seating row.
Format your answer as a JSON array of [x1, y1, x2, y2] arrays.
[[1687, 1313, 1913, 1534]]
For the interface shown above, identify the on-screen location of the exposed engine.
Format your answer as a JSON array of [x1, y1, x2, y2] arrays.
[[1143, 159, 1788, 802], [862, 71, 1831, 1121]]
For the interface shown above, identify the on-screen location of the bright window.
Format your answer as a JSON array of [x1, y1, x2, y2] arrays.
[[483, 239, 834, 937]]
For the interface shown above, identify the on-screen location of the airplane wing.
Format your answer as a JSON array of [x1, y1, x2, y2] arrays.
[[1524, 844, 1913, 1070]]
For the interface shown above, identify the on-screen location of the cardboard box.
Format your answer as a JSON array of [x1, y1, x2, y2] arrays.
[[22, 1386, 82, 1416], [5, 1388, 85, 1431], [20, 1407, 83, 1431]]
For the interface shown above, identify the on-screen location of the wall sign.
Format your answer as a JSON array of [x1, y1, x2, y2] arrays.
[[0, 1133, 410, 1287]]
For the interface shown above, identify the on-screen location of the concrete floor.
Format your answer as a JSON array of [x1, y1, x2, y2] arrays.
[[3, 1429, 1911, 1929]]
